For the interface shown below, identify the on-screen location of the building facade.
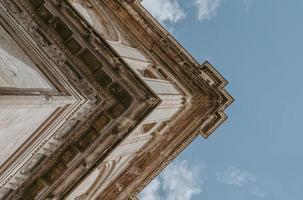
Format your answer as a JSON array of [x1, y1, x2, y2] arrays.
[[0, 0, 233, 199]]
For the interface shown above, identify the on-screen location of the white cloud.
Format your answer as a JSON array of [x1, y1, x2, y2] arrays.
[[139, 178, 161, 200], [216, 167, 265, 198], [216, 166, 256, 187], [140, 160, 202, 200], [142, 0, 222, 24], [195, 0, 221, 20], [243, 0, 255, 11], [141, 0, 186, 24]]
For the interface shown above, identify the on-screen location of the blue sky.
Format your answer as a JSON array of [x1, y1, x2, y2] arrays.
[[140, 0, 303, 199]]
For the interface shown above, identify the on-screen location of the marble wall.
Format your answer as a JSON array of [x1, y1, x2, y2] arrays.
[[0, 106, 56, 166], [0, 25, 51, 89], [0, 25, 56, 166]]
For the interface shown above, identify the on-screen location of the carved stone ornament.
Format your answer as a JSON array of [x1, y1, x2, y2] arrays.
[[0, 0, 232, 199]]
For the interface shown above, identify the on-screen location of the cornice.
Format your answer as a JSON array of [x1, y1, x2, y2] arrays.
[[0, 0, 160, 199], [94, 1, 233, 199], [198, 61, 234, 138], [0, 0, 233, 199], [0, 0, 97, 195], [102, 0, 233, 136]]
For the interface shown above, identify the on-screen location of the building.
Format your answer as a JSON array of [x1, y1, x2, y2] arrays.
[[0, 0, 233, 199]]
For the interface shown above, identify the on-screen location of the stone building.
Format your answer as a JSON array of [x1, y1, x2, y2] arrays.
[[0, 0, 233, 199]]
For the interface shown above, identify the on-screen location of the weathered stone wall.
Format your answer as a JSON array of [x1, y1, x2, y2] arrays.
[[0, 106, 56, 166], [0, 25, 51, 89], [0, 25, 57, 166], [0, 0, 232, 199], [63, 1, 189, 199]]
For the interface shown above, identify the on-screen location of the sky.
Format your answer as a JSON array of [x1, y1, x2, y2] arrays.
[[139, 0, 303, 200]]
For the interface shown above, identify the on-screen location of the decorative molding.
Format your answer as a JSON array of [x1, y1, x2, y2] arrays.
[[0, 0, 160, 199], [0, 0, 233, 199]]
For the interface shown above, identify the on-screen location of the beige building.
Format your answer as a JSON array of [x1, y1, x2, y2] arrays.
[[0, 0, 233, 199]]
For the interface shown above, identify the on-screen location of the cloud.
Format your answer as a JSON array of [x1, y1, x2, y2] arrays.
[[140, 160, 202, 200], [139, 178, 161, 200], [141, 0, 186, 24], [216, 166, 256, 187], [243, 0, 255, 11], [216, 167, 265, 198], [195, 0, 221, 20], [142, 0, 222, 24]]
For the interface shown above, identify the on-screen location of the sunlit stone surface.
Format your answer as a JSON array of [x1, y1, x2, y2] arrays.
[[0, 1, 232, 199], [0, 106, 56, 166], [0, 26, 51, 89]]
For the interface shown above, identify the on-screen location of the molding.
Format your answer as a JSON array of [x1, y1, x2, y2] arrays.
[[0, 0, 159, 199], [0, 0, 233, 199]]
